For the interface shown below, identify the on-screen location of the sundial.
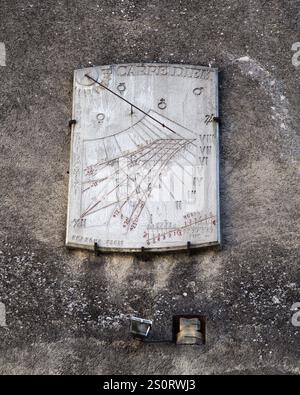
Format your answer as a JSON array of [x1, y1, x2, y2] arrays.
[[66, 63, 220, 252]]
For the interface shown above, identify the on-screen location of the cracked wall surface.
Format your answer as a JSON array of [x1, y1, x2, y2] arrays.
[[0, 0, 299, 375]]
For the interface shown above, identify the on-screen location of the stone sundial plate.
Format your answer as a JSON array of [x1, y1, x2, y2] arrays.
[[66, 63, 220, 252]]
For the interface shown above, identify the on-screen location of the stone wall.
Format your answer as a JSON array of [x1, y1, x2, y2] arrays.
[[0, 0, 299, 374]]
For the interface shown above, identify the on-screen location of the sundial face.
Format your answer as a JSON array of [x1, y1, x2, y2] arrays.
[[67, 63, 220, 252]]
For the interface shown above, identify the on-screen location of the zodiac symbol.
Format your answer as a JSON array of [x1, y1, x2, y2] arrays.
[[193, 87, 204, 96], [76, 69, 99, 86], [204, 114, 215, 125], [117, 83, 126, 94], [158, 98, 167, 110], [97, 113, 105, 123]]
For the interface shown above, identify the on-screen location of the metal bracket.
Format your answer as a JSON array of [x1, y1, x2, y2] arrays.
[[187, 241, 197, 256], [136, 247, 151, 261], [94, 242, 102, 257], [69, 119, 77, 128], [187, 241, 192, 256]]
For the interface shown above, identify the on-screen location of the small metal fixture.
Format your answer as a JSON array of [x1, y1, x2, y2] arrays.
[[129, 315, 206, 345], [130, 317, 153, 339], [94, 242, 102, 256], [69, 119, 77, 128], [173, 315, 206, 345], [136, 246, 152, 262]]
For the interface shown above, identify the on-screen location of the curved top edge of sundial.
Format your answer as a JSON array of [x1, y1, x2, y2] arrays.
[[74, 63, 219, 73]]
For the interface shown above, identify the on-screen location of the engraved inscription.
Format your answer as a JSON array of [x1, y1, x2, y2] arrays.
[[116, 64, 211, 80]]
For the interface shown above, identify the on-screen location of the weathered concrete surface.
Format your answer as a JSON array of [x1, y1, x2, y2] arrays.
[[0, 0, 299, 375]]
